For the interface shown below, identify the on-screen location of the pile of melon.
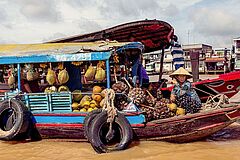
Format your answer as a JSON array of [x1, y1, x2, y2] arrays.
[[71, 86, 106, 112]]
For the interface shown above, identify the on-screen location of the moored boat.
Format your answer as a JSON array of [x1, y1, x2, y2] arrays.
[[0, 41, 240, 154]]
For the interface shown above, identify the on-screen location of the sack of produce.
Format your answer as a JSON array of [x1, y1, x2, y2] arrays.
[[95, 62, 105, 81], [8, 74, 15, 87], [58, 69, 69, 84], [46, 69, 56, 85], [84, 64, 96, 81]]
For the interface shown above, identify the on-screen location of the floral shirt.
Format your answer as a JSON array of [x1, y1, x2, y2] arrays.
[[171, 80, 201, 103]]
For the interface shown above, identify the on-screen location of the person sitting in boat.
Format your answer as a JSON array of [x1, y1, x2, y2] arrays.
[[21, 69, 40, 93], [132, 55, 149, 88], [169, 67, 201, 114]]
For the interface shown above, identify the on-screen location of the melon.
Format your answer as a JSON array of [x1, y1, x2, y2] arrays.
[[176, 107, 185, 115], [168, 103, 177, 112], [90, 100, 98, 108], [92, 94, 102, 102], [93, 86, 102, 93], [80, 108, 87, 112], [72, 102, 79, 110], [72, 90, 82, 102], [58, 85, 69, 92], [87, 108, 94, 112], [82, 101, 90, 109], [80, 95, 91, 107]]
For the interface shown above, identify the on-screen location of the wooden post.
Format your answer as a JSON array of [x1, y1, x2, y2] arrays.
[[190, 50, 199, 82], [159, 48, 165, 81], [106, 59, 110, 88], [17, 64, 21, 92]]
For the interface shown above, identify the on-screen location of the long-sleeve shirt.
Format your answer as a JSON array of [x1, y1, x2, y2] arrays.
[[171, 80, 201, 103], [171, 41, 184, 69]]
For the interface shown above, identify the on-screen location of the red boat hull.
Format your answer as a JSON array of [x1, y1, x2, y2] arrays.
[[35, 105, 240, 143]]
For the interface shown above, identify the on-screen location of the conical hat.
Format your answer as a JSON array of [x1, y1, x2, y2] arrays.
[[170, 67, 192, 79]]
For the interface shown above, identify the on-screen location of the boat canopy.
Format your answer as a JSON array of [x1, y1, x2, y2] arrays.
[[0, 41, 143, 64], [47, 19, 174, 53]]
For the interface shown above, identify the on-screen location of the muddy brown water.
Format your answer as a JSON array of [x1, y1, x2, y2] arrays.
[[0, 123, 240, 160]]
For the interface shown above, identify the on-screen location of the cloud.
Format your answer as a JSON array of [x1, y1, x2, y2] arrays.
[[0, 8, 7, 22], [190, 8, 239, 36], [163, 3, 180, 17], [18, 0, 62, 22], [98, 0, 162, 19], [77, 18, 102, 33], [67, 0, 95, 8], [185, 0, 240, 47], [42, 32, 67, 42]]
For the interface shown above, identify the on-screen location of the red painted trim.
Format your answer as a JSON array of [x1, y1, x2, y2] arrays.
[[197, 122, 225, 130], [34, 112, 144, 117], [37, 123, 145, 128], [34, 113, 87, 117], [131, 124, 145, 127], [36, 123, 84, 127], [124, 112, 144, 116], [226, 109, 240, 119], [145, 123, 158, 127]]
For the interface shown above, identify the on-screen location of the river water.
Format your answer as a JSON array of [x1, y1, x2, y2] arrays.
[[0, 123, 240, 160]]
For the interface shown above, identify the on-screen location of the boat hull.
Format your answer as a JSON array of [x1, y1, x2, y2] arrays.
[[34, 106, 240, 142]]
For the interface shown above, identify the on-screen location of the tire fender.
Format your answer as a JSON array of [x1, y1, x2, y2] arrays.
[[83, 109, 102, 141], [89, 110, 133, 153], [0, 99, 30, 140]]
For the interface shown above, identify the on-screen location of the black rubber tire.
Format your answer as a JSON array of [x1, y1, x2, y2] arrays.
[[88, 110, 133, 153], [0, 99, 30, 140], [83, 109, 102, 141]]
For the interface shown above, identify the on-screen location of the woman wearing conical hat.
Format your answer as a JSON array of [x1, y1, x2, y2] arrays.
[[170, 67, 201, 114]]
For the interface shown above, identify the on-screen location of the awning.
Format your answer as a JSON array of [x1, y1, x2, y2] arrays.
[[205, 58, 225, 63], [0, 41, 143, 64], [47, 19, 174, 53]]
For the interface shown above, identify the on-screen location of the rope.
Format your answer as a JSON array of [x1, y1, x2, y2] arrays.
[[102, 89, 117, 141], [103, 89, 117, 122], [202, 94, 229, 110]]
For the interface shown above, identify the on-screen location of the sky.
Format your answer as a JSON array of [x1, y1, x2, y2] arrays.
[[0, 0, 239, 48]]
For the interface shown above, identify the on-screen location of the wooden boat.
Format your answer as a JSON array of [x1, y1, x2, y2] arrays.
[[0, 42, 240, 154], [47, 19, 240, 102], [161, 71, 240, 102]]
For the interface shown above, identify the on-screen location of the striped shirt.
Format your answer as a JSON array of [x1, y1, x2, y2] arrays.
[[171, 42, 184, 69]]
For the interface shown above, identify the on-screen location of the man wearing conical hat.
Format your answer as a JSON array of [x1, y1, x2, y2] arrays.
[[170, 67, 201, 114]]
